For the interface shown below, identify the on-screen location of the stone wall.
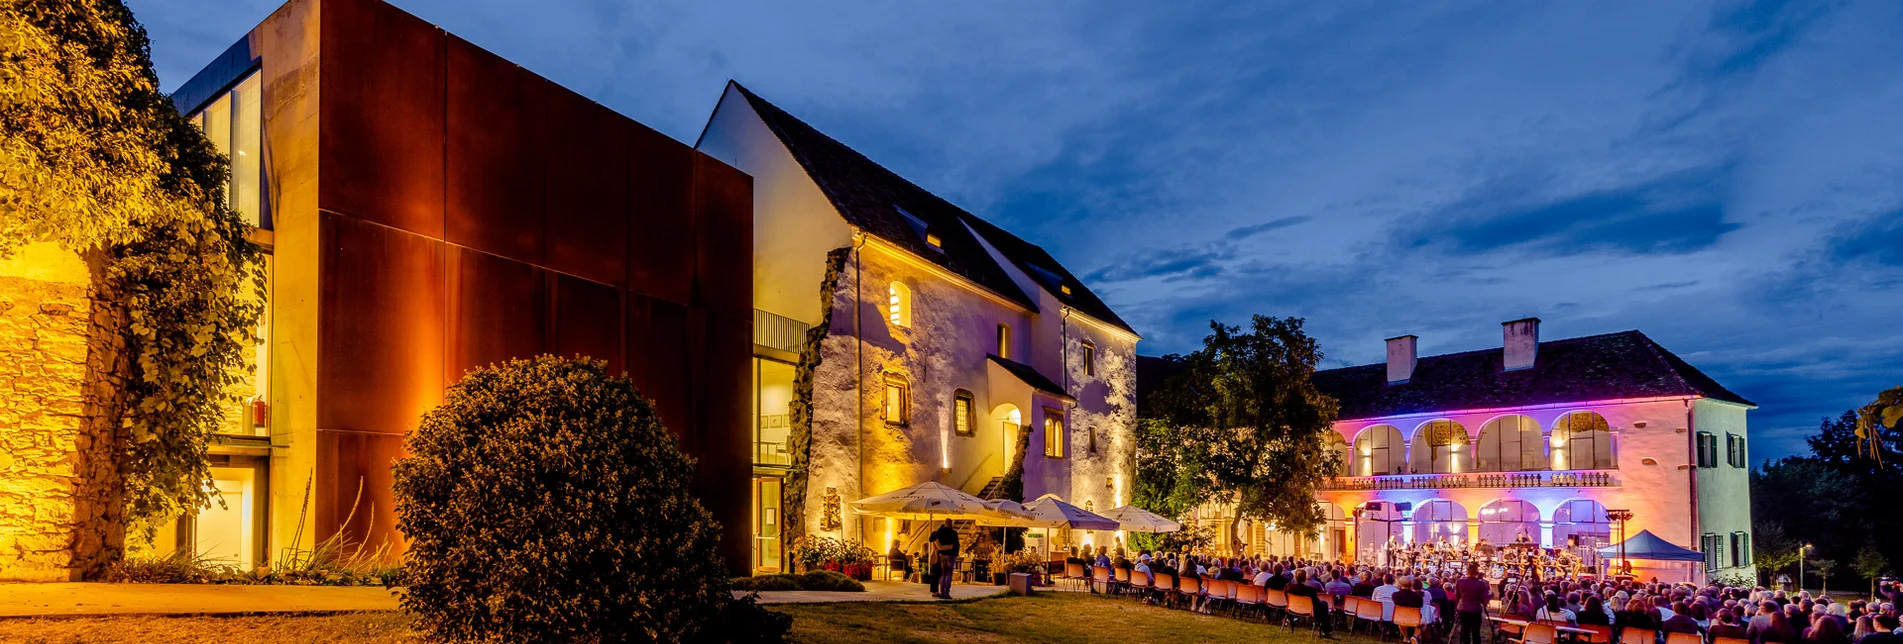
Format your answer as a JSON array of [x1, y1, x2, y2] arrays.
[[0, 243, 93, 581]]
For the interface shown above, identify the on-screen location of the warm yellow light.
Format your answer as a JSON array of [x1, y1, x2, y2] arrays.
[[940, 428, 950, 470], [926, 233, 942, 247]]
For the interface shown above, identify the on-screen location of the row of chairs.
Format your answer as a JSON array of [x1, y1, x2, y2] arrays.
[[1083, 566, 1337, 634]]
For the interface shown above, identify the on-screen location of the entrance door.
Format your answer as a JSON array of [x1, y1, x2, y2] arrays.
[[195, 466, 257, 566], [752, 476, 783, 572], [1332, 528, 1348, 560]]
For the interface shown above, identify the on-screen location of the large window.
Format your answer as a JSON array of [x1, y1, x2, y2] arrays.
[[887, 282, 912, 328], [1324, 431, 1349, 476], [1411, 499, 1468, 544], [1477, 499, 1540, 545], [1410, 420, 1469, 474], [1352, 425, 1403, 476], [1552, 498, 1611, 548], [218, 254, 271, 437], [1695, 431, 1717, 468], [1554, 411, 1615, 470], [883, 376, 909, 426], [1475, 415, 1544, 472], [953, 389, 975, 436], [1043, 407, 1065, 458], [189, 71, 264, 228], [753, 358, 797, 466]]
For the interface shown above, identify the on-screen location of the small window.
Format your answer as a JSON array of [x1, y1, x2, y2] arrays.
[[953, 390, 974, 436], [1082, 341, 1095, 377], [1043, 408, 1065, 459], [1729, 532, 1741, 568], [1725, 433, 1746, 468], [1060, 284, 1072, 295], [1087, 426, 1097, 454], [887, 282, 911, 328], [1703, 533, 1721, 569], [925, 233, 942, 248], [997, 323, 1012, 359], [882, 376, 909, 426], [1695, 431, 1716, 468]]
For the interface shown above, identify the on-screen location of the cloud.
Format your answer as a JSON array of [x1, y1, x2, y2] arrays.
[[1226, 216, 1311, 240], [1084, 247, 1229, 283], [1398, 166, 1743, 256]]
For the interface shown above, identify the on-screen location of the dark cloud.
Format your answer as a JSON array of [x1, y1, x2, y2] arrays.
[[1225, 216, 1310, 240], [1826, 208, 1903, 267], [1084, 247, 1229, 283], [1400, 166, 1742, 256]]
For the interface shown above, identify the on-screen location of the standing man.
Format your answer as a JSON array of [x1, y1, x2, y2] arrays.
[[1456, 563, 1494, 644], [931, 519, 961, 599]]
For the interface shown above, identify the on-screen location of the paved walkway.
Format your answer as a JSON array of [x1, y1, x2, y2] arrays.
[[741, 580, 1010, 604], [0, 583, 400, 618]]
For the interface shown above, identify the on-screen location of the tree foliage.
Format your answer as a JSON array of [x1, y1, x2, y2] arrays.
[[1855, 386, 1903, 466], [393, 357, 786, 643], [1753, 405, 1903, 594], [2, 0, 265, 546], [1138, 316, 1341, 549]]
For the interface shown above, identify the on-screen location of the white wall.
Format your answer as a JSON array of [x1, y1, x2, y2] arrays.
[[1694, 399, 1756, 581]]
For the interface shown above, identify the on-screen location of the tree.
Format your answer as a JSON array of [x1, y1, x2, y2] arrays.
[[1141, 316, 1341, 551], [1854, 543, 1888, 601], [393, 357, 785, 643], [1855, 386, 1903, 466], [1752, 520, 1799, 586], [1806, 411, 1864, 467], [1813, 559, 1836, 595], [2, 0, 265, 573]]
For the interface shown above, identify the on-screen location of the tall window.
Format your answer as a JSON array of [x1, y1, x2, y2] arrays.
[[1082, 341, 1096, 376], [953, 390, 974, 436], [997, 323, 1012, 359], [1087, 426, 1098, 454], [1043, 408, 1065, 458], [1411, 420, 1468, 474], [1554, 411, 1615, 470], [1478, 499, 1540, 545], [1726, 433, 1746, 468], [882, 376, 909, 426], [190, 71, 263, 228], [1324, 432, 1349, 476], [1476, 415, 1544, 472], [1695, 431, 1717, 468], [753, 358, 797, 466], [887, 282, 911, 328], [1703, 533, 1722, 569], [1552, 498, 1610, 547], [1352, 425, 1403, 476]]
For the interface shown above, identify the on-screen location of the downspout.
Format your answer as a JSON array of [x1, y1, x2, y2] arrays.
[[1686, 399, 1701, 581], [853, 229, 868, 543]]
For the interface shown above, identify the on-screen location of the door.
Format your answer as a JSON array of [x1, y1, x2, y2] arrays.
[[752, 476, 783, 572]]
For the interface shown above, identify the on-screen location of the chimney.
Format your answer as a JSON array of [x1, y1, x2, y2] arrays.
[[1502, 317, 1540, 371], [1386, 335, 1418, 384]]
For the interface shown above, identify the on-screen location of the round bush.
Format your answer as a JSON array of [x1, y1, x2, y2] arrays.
[[798, 570, 865, 592], [392, 356, 737, 642]]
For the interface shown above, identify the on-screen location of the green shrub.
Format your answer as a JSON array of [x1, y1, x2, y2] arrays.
[[733, 574, 803, 591], [799, 570, 865, 592], [392, 356, 777, 643]]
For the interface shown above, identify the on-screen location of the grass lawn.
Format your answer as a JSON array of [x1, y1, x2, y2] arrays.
[[771, 591, 1383, 644], [0, 592, 1389, 643]]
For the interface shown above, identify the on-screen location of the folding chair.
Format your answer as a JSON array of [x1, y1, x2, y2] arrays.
[[1233, 583, 1262, 620], [1395, 606, 1425, 644], [1578, 624, 1615, 644], [1513, 624, 1557, 644], [1113, 566, 1131, 595], [1154, 574, 1176, 606], [1713, 637, 1749, 644], [1263, 588, 1290, 620], [1343, 597, 1363, 632], [1064, 562, 1087, 591], [1619, 627, 1658, 644], [1287, 594, 1321, 634], [1176, 573, 1201, 610], [1664, 633, 1702, 644], [1355, 596, 1387, 636], [1127, 571, 1152, 601], [1091, 565, 1113, 594]]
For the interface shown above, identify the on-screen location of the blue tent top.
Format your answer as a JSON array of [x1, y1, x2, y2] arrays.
[[1598, 529, 1705, 562]]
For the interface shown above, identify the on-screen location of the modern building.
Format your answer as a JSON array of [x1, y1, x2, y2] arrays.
[[696, 82, 1140, 572], [1175, 319, 1756, 583], [0, 0, 755, 580]]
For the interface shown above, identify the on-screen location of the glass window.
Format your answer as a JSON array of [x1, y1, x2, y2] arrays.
[[1087, 426, 1097, 454], [1410, 420, 1468, 474], [953, 390, 974, 436], [1477, 499, 1540, 545], [1043, 408, 1064, 458], [1352, 425, 1403, 476], [883, 376, 908, 426], [887, 282, 911, 328], [190, 71, 264, 228], [219, 254, 270, 437], [997, 324, 1012, 359], [1476, 415, 1544, 472], [1411, 499, 1468, 544], [1082, 341, 1095, 376], [1323, 431, 1348, 476], [1553, 411, 1615, 470], [753, 358, 796, 466], [1552, 498, 1611, 548], [1695, 431, 1716, 468]]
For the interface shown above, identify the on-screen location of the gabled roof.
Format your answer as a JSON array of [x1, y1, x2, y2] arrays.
[[989, 355, 1075, 401], [1310, 330, 1755, 420], [729, 82, 1056, 311], [957, 212, 1135, 333]]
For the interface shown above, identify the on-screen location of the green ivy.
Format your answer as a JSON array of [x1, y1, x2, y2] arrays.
[[782, 248, 850, 549]]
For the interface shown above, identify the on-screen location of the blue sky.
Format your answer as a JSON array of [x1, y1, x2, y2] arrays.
[[136, 0, 1903, 461]]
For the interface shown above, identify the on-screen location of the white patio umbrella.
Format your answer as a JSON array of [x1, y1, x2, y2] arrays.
[[1102, 505, 1183, 533], [849, 481, 1010, 520], [977, 494, 1120, 531]]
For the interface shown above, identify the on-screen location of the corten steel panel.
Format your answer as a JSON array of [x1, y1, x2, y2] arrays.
[[319, 0, 445, 236], [446, 37, 547, 263], [314, 429, 406, 558], [445, 247, 546, 382], [628, 294, 692, 451], [699, 310, 754, 579], [693, 154, 753, 316], [544, 92, 629, 285], [317, 213, 445, 434], [627, 124, 695, 305], [552, 274, 623, 375]]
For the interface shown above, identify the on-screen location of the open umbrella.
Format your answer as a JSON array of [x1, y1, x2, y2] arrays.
[[850, 481, 1006, 520], [1101, 505, 1183, 533], [976, 494, 1120, 531]]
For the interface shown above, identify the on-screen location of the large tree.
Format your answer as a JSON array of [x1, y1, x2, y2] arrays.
[[2, 0, 263, 573], [1140, 315, 1341, 552], [1753, 401, 1903, 594]]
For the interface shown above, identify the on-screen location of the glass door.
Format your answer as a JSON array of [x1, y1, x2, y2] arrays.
[[752, 476, 782, 572]]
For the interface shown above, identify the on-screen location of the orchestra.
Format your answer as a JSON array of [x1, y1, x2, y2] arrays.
[[1355, 529, 1605, 594]]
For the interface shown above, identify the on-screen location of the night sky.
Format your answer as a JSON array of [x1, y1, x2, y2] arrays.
[[134, 0, 1903, 461]]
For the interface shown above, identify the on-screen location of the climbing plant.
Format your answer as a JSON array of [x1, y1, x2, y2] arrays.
[[782, 248, 851, 548], [1, 0, 265, 563]]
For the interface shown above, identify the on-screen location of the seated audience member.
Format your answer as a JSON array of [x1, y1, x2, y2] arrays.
[[1285, 570, 1335, 638], [1395, 577, 1425, 609], [1538, 593, 1579, 626], [1808, 615, 1851, 644], [1662, 601, 1706, 635], [1711, 609, 1750, 640], [1619, 597, 1661, 631], [1580, 596, 1612, 626]]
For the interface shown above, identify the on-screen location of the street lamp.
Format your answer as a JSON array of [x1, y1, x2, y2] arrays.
[[1799, 543, 1811, 593], [1606, 509, 1634, 577]]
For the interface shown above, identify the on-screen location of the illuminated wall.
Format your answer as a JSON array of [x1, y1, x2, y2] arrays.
[[0, 244, 94, 581]]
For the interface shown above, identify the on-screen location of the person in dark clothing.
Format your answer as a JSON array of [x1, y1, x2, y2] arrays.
[[1266, 565, 1290, 591], [1805, 615, 1850, 644], [1857, 615, 1903, 644], [929, 520, 960, 599], [1580, 596, 1612, 626], [1395, 578, 1426, 608], [1710, 608, 1749, 640], [1618, 597, 1661, 632], [1456, 564, 1493, 644], [1287, 570, 1335, 638], [1353, 575, 1376, 597], [1661, 601, 1706, 636]]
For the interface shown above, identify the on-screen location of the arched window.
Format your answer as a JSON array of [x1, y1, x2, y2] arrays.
[[1323, 432, 1349, 476], [1351, 425, 1404, 476], [1552, 498, 1611, 548], [1411, 499, 1469, 544], [887, 281, 912, 328], [1410, 420, 1469, 474], [1475, 415, 1545, 472], [1552, 411, 1614, 470], [1477, 499, 1541, 545]]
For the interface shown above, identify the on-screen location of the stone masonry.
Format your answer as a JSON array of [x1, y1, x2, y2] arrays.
[[0, 265, 91, 581]]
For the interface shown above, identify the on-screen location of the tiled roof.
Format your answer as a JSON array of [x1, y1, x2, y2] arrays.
[[989, 355, 1075, 401], [956, 213, 1135, 334], [1309, 330, 1755, 420], [730, 83, 1037, 310]]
